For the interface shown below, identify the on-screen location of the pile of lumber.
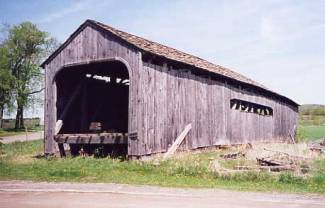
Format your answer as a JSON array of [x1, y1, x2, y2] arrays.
[[309, 138, 325, 154], [256, 149, 310, 172], [257, 154, 295, 172]]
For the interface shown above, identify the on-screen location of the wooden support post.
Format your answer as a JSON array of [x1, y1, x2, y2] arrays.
[[58, 143, 66, 157], [163, 123, 192, 160]]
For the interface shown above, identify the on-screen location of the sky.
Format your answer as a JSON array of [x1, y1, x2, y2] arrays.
[[1, 0, 325, 111]]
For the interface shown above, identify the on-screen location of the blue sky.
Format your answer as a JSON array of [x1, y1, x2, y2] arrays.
[[1, 0, 325, 106]]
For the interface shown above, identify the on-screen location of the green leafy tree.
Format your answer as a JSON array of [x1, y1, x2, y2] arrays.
[[0, 44, 14, 128], [2, 22, 57, 129]]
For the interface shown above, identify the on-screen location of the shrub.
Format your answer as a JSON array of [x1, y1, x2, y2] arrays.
[[278, 173, 305, 184], [312, 173, 325, 184]]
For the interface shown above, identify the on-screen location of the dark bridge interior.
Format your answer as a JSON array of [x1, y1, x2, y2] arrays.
[[55, 61, 129, 157]]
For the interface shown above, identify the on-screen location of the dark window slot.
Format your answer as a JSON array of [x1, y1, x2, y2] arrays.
[[230, 99, 273, 116]]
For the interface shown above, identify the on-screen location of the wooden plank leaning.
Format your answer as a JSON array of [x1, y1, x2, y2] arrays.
[[163, 123, 192, 160]]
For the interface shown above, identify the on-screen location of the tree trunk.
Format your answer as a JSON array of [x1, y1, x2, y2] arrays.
[[15, 104, 24, 129], [20, 106, 24, 128], [0, 105, 3, 129]]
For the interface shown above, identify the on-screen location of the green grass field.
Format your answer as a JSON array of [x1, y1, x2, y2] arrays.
[[297, 125, 325, 142], [297, 112, 325, 142], [297, 105, 325, 142], [0, 140, 324, 194], [0, 126, 43, 137]]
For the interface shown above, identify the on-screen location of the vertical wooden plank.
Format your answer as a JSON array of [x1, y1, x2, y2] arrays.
[[179, 70, 187, 150], [144, 62, 153, 154], [135, 51, 144, 155], [141, 61, 149, 154], [44, 64, 51, 154], [174, 69, 181, 148], [186, 71, 195, 149], [220, 81, 228, 144], [153, 63, 160, 152], [161, 63, 168, 152], [166, 67, 174, 149]]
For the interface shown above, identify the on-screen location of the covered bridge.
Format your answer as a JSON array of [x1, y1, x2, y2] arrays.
[[42, 20, 299, 158]]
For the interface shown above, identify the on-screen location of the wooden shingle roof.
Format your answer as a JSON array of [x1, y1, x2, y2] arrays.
[[90, 20, 266, 89], [41, 19, 298, 106]]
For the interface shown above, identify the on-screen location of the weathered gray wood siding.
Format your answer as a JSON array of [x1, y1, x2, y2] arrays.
[[44, 23, 298, 156], [139, 61, 298, 155], [44, 24, 142, 155]]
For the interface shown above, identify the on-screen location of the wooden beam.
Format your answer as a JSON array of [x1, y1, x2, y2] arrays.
[[163, 123, 192, 160], [54, 133, 128, 144]]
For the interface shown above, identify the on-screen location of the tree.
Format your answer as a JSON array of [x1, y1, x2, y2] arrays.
[[2, 22, 57, 129], [0, 45, 14, 128]]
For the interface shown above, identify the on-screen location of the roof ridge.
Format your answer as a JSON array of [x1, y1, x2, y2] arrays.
[[41, 19, 297, 105], [88, 20, 212, 62], [88, 19, 268, 90]]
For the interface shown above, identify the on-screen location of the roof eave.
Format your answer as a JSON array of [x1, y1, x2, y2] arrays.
[[40, 19, 299, 107], [40, 20, 94, 68]]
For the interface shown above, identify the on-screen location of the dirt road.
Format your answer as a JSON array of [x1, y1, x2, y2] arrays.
[[0, 131, 43, 144], [0, 181, 324, 208]]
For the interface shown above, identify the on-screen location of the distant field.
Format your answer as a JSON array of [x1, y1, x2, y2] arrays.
[[297, 125, 325, 141], [299, 115, 325, 126], [298, 104, 325, 142]]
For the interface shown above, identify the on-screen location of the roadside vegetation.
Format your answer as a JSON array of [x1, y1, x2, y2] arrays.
[[0, 140, 324, 194]]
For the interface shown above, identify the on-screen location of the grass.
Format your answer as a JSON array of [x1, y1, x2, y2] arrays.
[[0, 140, 324, 194], [297, 113, 325, 142], [297, 125, 325, 142]]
